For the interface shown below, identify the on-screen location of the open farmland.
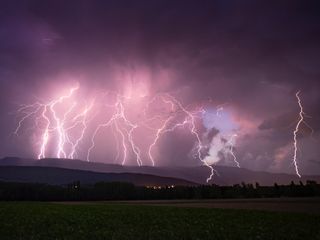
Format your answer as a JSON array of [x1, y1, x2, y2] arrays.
[[0, 202, 319, 240], [113, 197, 320, 214]]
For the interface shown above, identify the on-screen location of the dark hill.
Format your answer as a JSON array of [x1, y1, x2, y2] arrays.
[[0, 166, 196, 186], [1, 157, 320, 185]]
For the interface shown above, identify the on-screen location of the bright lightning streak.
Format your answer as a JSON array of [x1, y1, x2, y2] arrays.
[[114, 121, 128, 165], [292, 91, 315, 178], [147, 96, 176, 166], [68, 102, 94, 159], [14, 103, 42, 135], [86, 110, 118, 162], [164, 94, 216, 182], [14, 85, 82, 159], [227, 134, 240, 168], [14, 85, 318, 184], [49, 86, 79, 158], [117, 96, 142, 166], [86, 95, 142, 165], [292, 91, 305, 178], [38, 105, 50, 159], [214, 106, 240, 168], [14, 85, 244, 183]]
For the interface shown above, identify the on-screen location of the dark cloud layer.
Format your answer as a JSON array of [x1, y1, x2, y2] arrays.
[[0, 0, 319, 175]]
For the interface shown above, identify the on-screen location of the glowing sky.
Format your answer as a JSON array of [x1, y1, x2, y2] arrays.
[[0, 0, 319, 175]]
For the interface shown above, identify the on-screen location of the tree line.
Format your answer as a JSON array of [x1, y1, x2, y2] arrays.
[[0, 180, 319, 201]]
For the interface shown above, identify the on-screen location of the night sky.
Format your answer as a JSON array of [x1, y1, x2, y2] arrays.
[[0, 0, 320, 176]]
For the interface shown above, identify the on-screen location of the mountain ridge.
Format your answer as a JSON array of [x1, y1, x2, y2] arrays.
[[0, 165, 196, 186], [1, 157, 320, 185]]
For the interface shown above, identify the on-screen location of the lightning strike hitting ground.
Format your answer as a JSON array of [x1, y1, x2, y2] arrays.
[[68, 102, 94, 159], [292, 90, 312, 178], [13, 85, 91, 159], [14, 86, 237, 182], [86, 94, 142, 165], [165, 94, 216, 182], [293, 91, 314, 177]]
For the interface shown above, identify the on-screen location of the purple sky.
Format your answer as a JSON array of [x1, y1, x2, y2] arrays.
[[0, 0, 320, 175]]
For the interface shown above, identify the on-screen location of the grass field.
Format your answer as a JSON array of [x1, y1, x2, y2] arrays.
[[114, 198, 320, 214], [0, 202, 319, 240]]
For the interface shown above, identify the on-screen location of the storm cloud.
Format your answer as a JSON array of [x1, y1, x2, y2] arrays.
[[0, 0, 319, 175]]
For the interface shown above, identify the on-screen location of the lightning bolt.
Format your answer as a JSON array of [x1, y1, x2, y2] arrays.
[[68, 102, 94, 159], [292, 90, 316, 177], [292, 90, 306, 178], [47, 86, 79, 158], [14, 85, 239, 183], [38, 105, 50, 159], [227, 134, 240, 168], [147, 96, 176, 166], [214, 106, 240, 168], [86, 94, 142, 165], [14, 85, 82, 159], [14, 103, 43, 136], [86, 106, 119, 163], [146, 94, 216, 182]]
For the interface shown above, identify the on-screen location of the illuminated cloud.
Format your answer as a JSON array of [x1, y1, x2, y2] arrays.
[[0, 0, 319, 176]]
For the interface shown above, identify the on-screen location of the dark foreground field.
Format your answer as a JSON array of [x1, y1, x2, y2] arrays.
[[114, 198, 320, 214], [1, 202, 320, 240]]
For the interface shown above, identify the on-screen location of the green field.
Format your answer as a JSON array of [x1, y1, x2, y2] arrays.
[[0, 202, 319, 240]]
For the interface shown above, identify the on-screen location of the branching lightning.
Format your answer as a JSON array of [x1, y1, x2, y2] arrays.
[[14, 85, 238, 182], [86, 94, 142, 165], [14, 85, 90, 159], [164, 94, 216, 182], [68, 102, 94, 159], [12, 83, 317, 183]]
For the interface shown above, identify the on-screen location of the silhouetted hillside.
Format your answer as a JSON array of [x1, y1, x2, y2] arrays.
[[0, 165, 196, 186], [1, 157, 320, 185]]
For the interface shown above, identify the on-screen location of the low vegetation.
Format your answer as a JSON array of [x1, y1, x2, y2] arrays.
[[0, 202, 319, 240], [0, 180, 320, 201]]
